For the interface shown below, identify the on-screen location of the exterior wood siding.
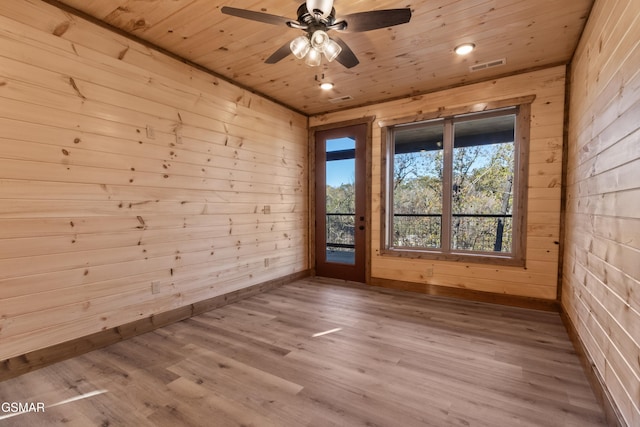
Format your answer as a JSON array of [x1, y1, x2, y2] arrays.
[[0, 0, 308, 361], [310, 66, 567, 301], [564, 0, 640, 425]]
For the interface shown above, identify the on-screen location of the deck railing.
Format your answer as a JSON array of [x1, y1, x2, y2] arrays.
[[326, 213, 513, 252]]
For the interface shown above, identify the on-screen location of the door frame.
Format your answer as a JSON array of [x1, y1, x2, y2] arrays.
[[309, 117, 374, 284]]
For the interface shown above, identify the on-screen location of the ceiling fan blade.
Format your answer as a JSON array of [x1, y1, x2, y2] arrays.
[[339, 9, 412, 33], [265, 41, 293, 64], [221, 6, 293, 26], [332, 36, 359, 68]]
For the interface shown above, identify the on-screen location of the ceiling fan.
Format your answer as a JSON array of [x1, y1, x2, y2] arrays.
[[221, 0, 412, 68]]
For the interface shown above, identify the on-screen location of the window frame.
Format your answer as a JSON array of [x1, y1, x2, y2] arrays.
[[380, 96, 533, 266]]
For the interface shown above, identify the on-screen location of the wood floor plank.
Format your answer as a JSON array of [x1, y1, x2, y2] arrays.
[[0, 278, 606, 426]]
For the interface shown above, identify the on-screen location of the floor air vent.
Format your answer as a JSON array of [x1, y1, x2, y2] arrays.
[[470, 58, 506, 72]]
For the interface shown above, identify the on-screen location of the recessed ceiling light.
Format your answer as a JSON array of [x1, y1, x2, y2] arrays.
[[319, 82, 334, 90], [455, 43, 476, 55]]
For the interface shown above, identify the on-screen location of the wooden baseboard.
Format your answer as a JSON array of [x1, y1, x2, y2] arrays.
[[559, 309, 626, 427], [369, 277, 560, 312], [0, 270, 310, 383]]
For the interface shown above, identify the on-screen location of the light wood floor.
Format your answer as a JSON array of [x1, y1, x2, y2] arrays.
[[0, 278, 606, 426]]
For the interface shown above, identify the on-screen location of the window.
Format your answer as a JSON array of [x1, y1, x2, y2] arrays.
[[382, 102, 531, 265]]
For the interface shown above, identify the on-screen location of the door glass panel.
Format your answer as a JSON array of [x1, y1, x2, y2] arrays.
[[325, 137, 356, 265]]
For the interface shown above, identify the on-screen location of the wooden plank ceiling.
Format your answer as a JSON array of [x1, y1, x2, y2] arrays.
[[52, 0, 594, 115]]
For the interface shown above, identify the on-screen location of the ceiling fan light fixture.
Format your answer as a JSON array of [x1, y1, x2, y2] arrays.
[[322, 38, 342, 62], [455, 43, 476, 55], [310, 30, 330, 51], [222, 3, 413, 69], [290, 35, 311, 59], [305, 47, 323, 67]]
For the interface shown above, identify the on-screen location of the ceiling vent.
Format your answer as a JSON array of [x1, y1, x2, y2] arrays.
[[469, 58, 506, 72], [329, 95, 354, 103]]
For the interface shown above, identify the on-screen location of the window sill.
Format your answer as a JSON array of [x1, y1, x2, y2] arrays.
[[380, 248, 526, 268]]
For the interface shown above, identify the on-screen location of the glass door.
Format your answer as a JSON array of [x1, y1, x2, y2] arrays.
[[315, 124, 366, 283]]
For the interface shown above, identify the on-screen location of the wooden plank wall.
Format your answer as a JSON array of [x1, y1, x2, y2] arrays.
[[0, 0, 308, 361], [310, 67, 566, 300], [563, 0, 640, 425]]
